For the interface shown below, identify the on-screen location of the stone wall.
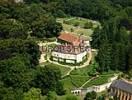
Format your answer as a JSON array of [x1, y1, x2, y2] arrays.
[[71, 76, 118, 96]]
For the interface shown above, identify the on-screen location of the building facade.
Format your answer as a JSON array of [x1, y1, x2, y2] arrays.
[[51, 33, 89, 64], [52, 50, 87, 64], [109, 79, 132, 100], [71, 76, 118, 96]]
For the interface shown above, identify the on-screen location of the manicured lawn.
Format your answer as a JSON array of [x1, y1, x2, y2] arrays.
[[57, 17, 100, 37], [70, 64, 95, 76], [61, 22, 93, 36], [57, 17, 100, 28], [47, 63, 71, 76], [64, 17, 89, 27], [83, 74, 114, 88], [61, 77, 76, 92], [69, 66, 118, 88], [61, 75, 90, 92], [70, 75, 90, 87], [70, 66, 89, 76]]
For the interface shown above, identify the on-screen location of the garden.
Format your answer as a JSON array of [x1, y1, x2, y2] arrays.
[[57, 17, 101, 37]]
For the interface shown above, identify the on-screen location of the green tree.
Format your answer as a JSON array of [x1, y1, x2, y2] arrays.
[[0, 56, 34, 91], [45, 91, 57, 100], [0, 19, 28, 39], [0, 39, 40, 67], [31, 14, 62, 38], [84, 22, 93, 29], [91, 27, 101, 49], [96, 42, 112, 72], [0, 82, 23, 100], [84, 91, 97, 100], [23, 88, 41, 100], [97, 96, 105, 100], [127, 42, 132, 71], [66, 94, 77, 100], [32, 65, 64, 95]]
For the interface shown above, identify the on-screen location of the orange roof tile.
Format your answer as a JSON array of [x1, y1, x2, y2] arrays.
[[58, 33, 82, 46]]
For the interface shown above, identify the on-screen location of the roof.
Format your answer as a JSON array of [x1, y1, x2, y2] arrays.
[[58, 33, 82, 46], [110, 80, 132, 94]]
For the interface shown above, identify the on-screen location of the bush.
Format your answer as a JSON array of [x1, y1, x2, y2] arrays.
[[66, 94, 77, 100], [84, 22, 93, 29], [74, 22, 80, 27], [84, 91, 97, 100], [71, 28, 74, 32], [55, 10, 66, 18], [63, 20, 71, 25], [45, 91, 57, 100]]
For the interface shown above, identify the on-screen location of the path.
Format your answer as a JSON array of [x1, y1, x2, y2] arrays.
[[39, 41, 93, 77], [76, 50, 92, 69], [47, 50, 92, 69], [47, 50, 92, 77], [57, 17, 76, 23], [39, 54, 46, 63], [80, 73, 119, 89], [61, 67, 74, 78], [80, 77, 96, 88], [65, 17, 76, 21]]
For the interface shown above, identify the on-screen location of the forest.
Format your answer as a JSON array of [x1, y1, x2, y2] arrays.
[[0, 0, 131, 100]]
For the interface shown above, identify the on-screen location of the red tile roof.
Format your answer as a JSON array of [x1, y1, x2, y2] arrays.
[[58, 33, 82, 46]]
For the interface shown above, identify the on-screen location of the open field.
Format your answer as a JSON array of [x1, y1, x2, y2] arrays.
[[62, 68, 119, 92], [83, 71, 120, 88], [57, 17, 101, 37], [57, 17, 100, 29], [70, 62, 97, 76], [40, 61, 119, 93], [83, 75, 114, 88], [61, 76, 76, 92], [61, 75, 90, 92], [62, 23, 93, 36], [70, 75, 90, 87]]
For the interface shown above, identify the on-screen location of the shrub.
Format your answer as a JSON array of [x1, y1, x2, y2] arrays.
[[66, 94, 77, 100], [84, 22, 93, 29]]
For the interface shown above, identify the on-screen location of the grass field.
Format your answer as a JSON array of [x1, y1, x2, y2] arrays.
[[61, 75, 90, 92], [40, 62, 118, 95], [83, 74, 114, 88], [57, 17, 100, 37], [70, 75, 90, 87], [71, 66, 91, 75], [61, 76, 75, 92], [62, 23, 93, 36], [83, 71, 120, 88], [70, 62, 97, 76]]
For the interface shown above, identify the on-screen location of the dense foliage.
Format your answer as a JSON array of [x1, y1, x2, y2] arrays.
[[0, 0, 131, 99], [0, 0, 62, 38], [91, 17, 132, 74], [0, 0, 65, 99], [84, 91, 97, 100]]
